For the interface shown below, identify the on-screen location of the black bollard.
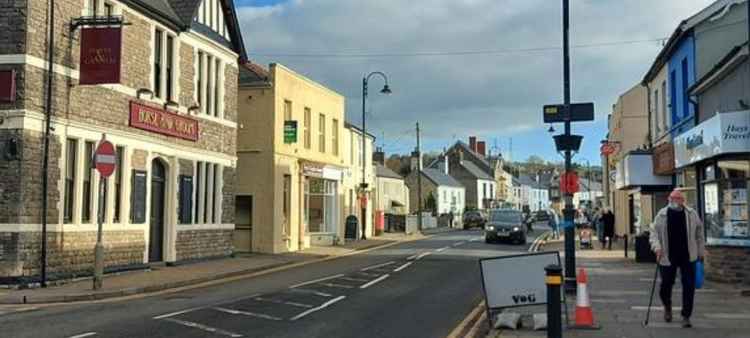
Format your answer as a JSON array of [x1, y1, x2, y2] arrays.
[[545, 264, 563, 338], [624, 234, 628, 258]]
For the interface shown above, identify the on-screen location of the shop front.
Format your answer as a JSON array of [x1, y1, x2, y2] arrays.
[[302, 163, 343, 246], [615, 150, 673, 235], [674, 110, 750, 284]]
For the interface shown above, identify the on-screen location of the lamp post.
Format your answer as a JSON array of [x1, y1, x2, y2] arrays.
[[361, 72, 391, 240]]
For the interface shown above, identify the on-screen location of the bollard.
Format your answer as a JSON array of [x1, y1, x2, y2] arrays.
[[545, 264, 563, 338], [624, 234, 628, 258]]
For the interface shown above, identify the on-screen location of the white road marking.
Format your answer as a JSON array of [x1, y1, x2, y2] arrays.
[[452, 242, 466, 247], [254, 297, 313, 308], [704, 313, 750, 320], [393, 262, 413, 272], [631, 306, 682, 311], [591, 299, 626, 304], [213, 307, 283, 321], [288, 288, 333, 297], [290, 296, 346, 321], [406, 254, 419, 260], [339, 277, 369, 282], [289, 274, 345, 289], [593, 290, 648, 296], [469, 238, 481, 242], [435, 246, 449, 252], [318, 282, 354, 289], [162, 318, 243, 337], [153, 307, 202, 319], [68, 333, 97, 338], [357, 272, 381, 277], [415, 252, 431, 260], [361, 261, 396, 271], [360, 274, 390, 289]]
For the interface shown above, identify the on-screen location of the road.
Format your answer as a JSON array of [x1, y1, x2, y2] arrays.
[[1, 228, 544, 338]]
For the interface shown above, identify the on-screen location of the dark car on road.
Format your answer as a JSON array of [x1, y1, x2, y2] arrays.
[[533, 210, 550, 223], [485, 209, 527, 244], [463, 210, 485, 229]]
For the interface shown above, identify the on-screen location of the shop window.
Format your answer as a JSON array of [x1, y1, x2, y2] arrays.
[[82, 141, 94, 223], [179, 175, 193, 224], [705, 161, 749, 246], [304, 107, 311, 149], [63, 139, 77, 223], [306, 178, 338, 233], [113, 146, 124, 223]]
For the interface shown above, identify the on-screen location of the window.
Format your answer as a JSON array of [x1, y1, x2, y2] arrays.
[[194, 163, 202, 222], [113, 146, 123, 223], [654, 89, 660, 134], [304, 107, 311, 149], [154, 29, 162, 98], [283, 175, 291, 235], [318, 114, 325, 153], [64, 139, 77, 223], [82, 141, 94, 223], [154, 29, 177, 101], [195, 51, 223, 116], [212, 164, 219, 223], [670, 71, 677, 122], [179, 175, 194, 224], [661, 80, 668, 131], [89, 0, 98, 16], [681, 58, 689, 118], [103, 2, 113, 17], [483, 183, 487, 199], [284, 100, 292, 121], [194, 161, 222, 224], [332, 119, 339, 156]]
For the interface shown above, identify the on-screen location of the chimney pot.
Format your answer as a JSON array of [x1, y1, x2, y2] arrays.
[[469, 136, 477, 152]]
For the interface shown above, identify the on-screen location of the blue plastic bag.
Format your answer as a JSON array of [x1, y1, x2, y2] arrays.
[[695, 261, 704, 289]]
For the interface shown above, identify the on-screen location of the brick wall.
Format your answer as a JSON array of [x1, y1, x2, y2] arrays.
[[0, 230, 145, 281], [175, 229, 232, 261], [706, 246, 750, 285]]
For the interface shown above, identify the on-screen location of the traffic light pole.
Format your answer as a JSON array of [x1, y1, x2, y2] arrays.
[[562, 0, 577, 294]]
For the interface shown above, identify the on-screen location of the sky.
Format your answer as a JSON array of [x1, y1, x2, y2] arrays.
[[234, 0, 716, 166]]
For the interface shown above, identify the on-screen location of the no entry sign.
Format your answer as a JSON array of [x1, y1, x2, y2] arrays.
[[94, 140, 116, 178]]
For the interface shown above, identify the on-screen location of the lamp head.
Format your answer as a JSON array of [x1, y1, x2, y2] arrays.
[[380, 84, 392, 95], [548, 125, 555, 133]]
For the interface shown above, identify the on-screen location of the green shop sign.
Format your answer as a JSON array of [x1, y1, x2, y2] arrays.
[[284, 120, 298, 144]]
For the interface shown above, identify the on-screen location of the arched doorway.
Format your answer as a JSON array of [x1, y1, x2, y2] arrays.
[[149, 159, 167, 262]]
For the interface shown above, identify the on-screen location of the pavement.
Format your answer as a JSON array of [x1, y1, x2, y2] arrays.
[[486, 235, 750, 338], [0, 230, 445, 305], [0, 227, 536, 338]]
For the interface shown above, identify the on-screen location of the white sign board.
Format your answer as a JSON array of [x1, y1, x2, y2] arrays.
[[674, 110, 750, 168], [479, 252, 561, 310]]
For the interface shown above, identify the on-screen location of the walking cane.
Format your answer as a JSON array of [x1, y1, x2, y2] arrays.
[[643, 263, 659, 327]]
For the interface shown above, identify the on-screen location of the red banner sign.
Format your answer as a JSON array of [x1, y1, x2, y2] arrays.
[[129, 102, 199, 141], [80, 27, 122, 85], [560, 172, 579, 194]]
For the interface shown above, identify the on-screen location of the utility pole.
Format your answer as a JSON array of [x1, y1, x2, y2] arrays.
[[562, 0, 578, 293], [40, 0, 57, 288], [416, 122, 423, 232]]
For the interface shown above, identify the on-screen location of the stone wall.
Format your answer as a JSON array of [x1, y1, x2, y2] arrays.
[[222, 166, 235, 224], [0, 0, 26, 55], [176, 229, 232, 261], [0, 230, 145, 282], [706, 246, 750, 285]]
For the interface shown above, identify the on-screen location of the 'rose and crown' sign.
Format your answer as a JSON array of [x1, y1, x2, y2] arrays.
[[129, 102, 199, 141]]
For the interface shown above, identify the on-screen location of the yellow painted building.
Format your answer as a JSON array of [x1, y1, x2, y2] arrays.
[[236, 63, 350, 253]]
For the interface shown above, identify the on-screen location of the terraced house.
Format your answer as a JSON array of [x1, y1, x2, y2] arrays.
[[0, 0, 246, 283]]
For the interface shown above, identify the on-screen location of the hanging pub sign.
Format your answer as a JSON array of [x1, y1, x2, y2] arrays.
[[129, 102, 199, 141], [79, 27, 122, 85]]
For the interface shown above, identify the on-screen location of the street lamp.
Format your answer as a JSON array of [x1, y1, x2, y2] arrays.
[[361, 71, 391, 240]]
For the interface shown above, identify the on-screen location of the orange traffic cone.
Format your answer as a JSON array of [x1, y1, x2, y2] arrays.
[[573, 268, 599, 329]]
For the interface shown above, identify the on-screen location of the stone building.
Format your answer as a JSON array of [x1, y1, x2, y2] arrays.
[[0, 0, 245, 283]]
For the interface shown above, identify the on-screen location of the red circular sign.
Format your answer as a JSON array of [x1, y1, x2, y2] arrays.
[[600, 143, 616, 156], [94, 140, 116, 178]]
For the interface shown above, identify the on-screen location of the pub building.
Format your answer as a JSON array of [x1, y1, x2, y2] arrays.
[[0, 0, 245, 283], [677, 43, 750, 285]]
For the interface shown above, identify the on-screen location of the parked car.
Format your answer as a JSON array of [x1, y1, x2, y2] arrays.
[[533, 210, 550, 222], [485, 209, 527, 244], [463, 210, 486, 229]]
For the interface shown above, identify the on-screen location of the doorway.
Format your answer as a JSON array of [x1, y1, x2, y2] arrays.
[[149, 159, 166, 262]]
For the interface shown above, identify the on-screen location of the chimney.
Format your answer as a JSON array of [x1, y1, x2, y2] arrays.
[[477, 141, 486, 157], [410, 150, 422, 172], [469, 136, 477, 152], [443, 151, 449, 175], [373, 147, 385, 165]]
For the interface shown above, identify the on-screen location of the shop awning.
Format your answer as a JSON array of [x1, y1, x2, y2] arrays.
[[615, 152, 672, 190]]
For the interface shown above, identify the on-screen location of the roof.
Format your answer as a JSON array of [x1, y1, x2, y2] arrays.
[[517, 173, 553, 190], [122, 0, 247, 61], [344, 122, 377, 140], [239, 62, 271, 87], [642, 0, 745, 84], [426, 141, 493, 177], [578, 178, 603, 192], [376, 164, 403, 180], [461, 161, 494, 180], [422, 168, 463, 188]]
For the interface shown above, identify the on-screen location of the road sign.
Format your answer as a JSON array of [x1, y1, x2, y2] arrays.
[[543, 102, 595, 123], [600, 143, 616, 156], [94, 140, 116, 178], [479, 252, 562, 310], [560, 171, 579, 194]]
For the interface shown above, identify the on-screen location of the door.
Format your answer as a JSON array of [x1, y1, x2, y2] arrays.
[[149, 160, 166, 262], [234, 195, 253, 252]]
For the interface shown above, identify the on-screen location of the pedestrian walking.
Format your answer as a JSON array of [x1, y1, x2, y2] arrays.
[[548, 209, 560, 239], [448, 211, 454, 228], [649, 189, 705, 328], [601, 208, 615, 250]]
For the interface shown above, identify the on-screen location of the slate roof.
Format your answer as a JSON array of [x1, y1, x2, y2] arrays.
[[376, 164, 403, 180], [239, 62, 271, 86], [422, 168, 463, 188], [461, 161, 494, 180], [121, 0, 247, 61], [517, 174, 553, 190]]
